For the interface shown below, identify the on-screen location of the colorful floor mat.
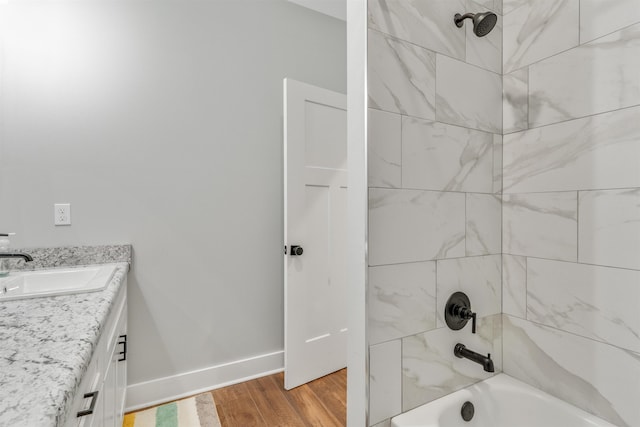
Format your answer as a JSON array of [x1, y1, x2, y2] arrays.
[[123, 393, 221, 427]]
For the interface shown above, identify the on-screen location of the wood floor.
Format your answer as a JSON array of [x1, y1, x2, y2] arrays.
[[212, 369, 346, 427]]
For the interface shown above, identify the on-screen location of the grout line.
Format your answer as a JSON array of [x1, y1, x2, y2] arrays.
[[370, 105, 501, 137], [369, 254, 501, 269], [524, 256, 528, 320], [506, 102, 640, 134], [369, 186, 500, 195], [526, 65, 530, 130], [502, 1, 528, 17], [576, 191, 580, 263], [501, 253, 640, 272], [464, 193, 468, 256], [578, 0, 581, 44], [506, 314, 640, 356], [368, 28, 501, 77], [434, 46, 438, 122], [399, 113, 404, 189], [578, 18, 640, 45], [507, 18, 640, 74], [400, 333, 404, 414], [501, 186, 640, 196], [435, 260, 439, 329]]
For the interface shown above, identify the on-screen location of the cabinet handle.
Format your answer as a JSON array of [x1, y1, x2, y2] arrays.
[[118, 334, 127, 362], [77, 391, 99, 417]]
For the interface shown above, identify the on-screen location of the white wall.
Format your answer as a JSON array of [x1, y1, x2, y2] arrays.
[[0, 0, 346, 389]]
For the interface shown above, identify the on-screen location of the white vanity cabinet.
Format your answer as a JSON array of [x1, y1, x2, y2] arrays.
[[65, 279, 127, 427]]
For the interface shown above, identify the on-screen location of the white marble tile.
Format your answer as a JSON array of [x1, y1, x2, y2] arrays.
[[368, 30, 437, 120], [503, 0, 579, 73], [369, 188, 465, 266], [466, 2, 503, 74], [529, 23, 640, 127], [471, 0, 502, 15], [368, 0, 466, 59], [466, 194, 501, 256], [503, 69, 528, 134], [502, 0, 528, 15], [579, 189, 640, 270], [503, 192, 578, 261], [368, 108, 401, 188], [436, 255, 502, 328], [527, 258, 640, 353], [435, 55, 502, 133], [502, 255, 526, 318], [370, 340, 402, 425], [503, 315, 640, 427], [503, 106, 640, 193], [402, 315, 502, 411], [493, 134, 502, 194], [372, 420, 391, 427], [369, 262, 437, 345], [580, 0, 640, 44], [401, 116, 494, 193]]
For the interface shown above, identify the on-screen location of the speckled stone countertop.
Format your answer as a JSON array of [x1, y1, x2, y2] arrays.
[[10, 245, 131, 271], [0, 245, 131, 427]]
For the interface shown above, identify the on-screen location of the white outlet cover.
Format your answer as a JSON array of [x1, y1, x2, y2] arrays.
[[54, 203, 71, 226]]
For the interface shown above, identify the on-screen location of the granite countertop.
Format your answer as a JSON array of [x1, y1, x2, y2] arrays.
[[0, 245, 131, 427]]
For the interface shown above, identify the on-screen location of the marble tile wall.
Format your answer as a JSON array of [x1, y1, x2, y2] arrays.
[[368, 1, 640, 425], [367, 0, 503, 424], [501, 2, 640, 425]]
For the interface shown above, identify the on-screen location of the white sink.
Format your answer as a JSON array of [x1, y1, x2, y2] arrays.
[[0, 265, 117, 301]]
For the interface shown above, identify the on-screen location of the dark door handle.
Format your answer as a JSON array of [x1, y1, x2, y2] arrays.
[[118, 334, 127, 362], [77, 391, 99, 417], [290, 245, 304, 256]]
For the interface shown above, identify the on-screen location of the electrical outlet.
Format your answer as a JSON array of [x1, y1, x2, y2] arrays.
[[54, 203, 71, 226]]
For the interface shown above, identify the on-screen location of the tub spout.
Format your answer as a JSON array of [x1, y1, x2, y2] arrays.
[[454, 343, 494, 372]]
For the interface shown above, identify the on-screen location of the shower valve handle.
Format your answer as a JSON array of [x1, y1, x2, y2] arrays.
[[453, 306, 477, 334], [445, 292, 477, 334]]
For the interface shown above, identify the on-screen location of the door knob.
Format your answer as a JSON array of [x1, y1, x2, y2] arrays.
[[290, 245, 304, 256]]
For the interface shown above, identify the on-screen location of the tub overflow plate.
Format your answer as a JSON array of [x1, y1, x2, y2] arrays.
[[461, 401, 475, 422]]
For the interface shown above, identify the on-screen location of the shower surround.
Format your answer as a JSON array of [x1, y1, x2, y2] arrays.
[[501, 0, 640, 425], [366, 0, 640, 426], [366, 0, 503, 425]]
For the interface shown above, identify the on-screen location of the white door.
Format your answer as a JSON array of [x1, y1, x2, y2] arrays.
[[283, 78, 347, 390]]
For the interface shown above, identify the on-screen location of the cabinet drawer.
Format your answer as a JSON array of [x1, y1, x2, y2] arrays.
[[72, 355, 101, 427], [63, 275, 128, 427], [104, 284, 127, 360]]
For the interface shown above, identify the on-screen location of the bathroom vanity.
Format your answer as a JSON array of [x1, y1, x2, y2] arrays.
[[0, 246, 130, 427], [66, 272, 128, 427]]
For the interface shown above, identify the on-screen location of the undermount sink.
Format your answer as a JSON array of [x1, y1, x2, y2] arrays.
[[0, 265, 117, 301]]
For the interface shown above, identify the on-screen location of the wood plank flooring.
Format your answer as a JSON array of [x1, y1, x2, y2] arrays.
[[212, 369, 346, 427]]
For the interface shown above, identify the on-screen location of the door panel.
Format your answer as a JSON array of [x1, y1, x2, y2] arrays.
[[284, 78, 347, 390]]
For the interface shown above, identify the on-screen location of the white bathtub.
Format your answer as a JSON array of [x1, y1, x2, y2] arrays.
[[392, 374, 617, 427]]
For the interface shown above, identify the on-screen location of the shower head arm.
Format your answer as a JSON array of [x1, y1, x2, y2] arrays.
[[454, 13, 475, 27]]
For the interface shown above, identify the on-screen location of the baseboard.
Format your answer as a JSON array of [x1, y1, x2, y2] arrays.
[[125, 350, 284, 412]]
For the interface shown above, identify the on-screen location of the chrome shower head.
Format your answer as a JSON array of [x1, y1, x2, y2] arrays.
[[454, 11, 498, 37]]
